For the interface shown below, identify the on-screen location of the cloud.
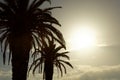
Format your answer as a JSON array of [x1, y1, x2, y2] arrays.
[[6, 64, 120, 80], [31, 64, 120, 80], [0, 69, 11, 80], [27, 73, 43, 80], [79, 65, 120, 80], [57, 64, 120, 80]]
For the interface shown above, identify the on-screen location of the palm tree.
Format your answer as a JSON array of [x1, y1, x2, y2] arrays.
[[0, 0, 65, 80], [29, 37, 73, 80]]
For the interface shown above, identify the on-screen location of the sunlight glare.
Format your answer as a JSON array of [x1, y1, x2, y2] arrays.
[[68, 26, 97, 51]]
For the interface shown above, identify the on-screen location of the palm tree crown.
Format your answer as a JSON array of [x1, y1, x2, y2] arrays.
[[0, 0, 65, 64]]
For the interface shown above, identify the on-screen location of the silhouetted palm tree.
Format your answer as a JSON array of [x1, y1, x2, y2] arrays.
[[0, 0, 65, 80], [29, 37, 73, 80]]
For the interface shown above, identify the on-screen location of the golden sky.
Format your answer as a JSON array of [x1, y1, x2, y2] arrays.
[[1, 0, 120, 80], [51, 0, 120, 66]]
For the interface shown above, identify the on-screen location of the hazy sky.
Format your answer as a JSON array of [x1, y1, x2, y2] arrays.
[[52, 0, 120, 65], [1, 0, 120, 80]]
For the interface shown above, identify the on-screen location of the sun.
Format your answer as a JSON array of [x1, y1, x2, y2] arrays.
[[68, 27, 97, 51]]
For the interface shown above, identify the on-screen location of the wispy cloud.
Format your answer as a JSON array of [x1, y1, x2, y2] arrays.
[[0, 68, 11, 80], [79, 65, 120, 80], [28, 64, 120, 80], [1, 64, 120, 80]]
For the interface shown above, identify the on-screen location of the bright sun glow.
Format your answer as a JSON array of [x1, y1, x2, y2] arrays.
[[68, 26, 97, 51]]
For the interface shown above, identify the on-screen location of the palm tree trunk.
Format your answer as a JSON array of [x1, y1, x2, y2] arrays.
[[44, 60, 54, 80], [9, 34, 32, 80], [12, 49, 30, 80]]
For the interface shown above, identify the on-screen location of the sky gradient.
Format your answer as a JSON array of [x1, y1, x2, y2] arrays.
[[1, 0, 120, 80]]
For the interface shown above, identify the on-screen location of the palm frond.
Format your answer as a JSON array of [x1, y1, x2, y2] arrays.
[[28, 57, 44, 74], [32, 60, 43, 74], [43, 29, 66, 49], [41, 13, 61, 26], [0, 31, 8, 51], [54, 46, 63, 53], [31, 0, 50, 11], [55, 62, 63, 77], [43, 6, 62, 12], [59, 60, 73, 69], [31, 38, 37, 52], [45, 25, 65, 47], [32, 33, 42, 49], [59, 62, 67, 74], [32, 49, 41, 62], [0, 2, 14, 15], [4, 0, 18, 12], [56, 52, 70, 60], [8, 46, 12, 65], [3, 37, 9, 64]]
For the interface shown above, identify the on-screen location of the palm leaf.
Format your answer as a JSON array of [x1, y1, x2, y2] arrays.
[[41, 13, 61, 26], [56, 52, 70, 60], [32, 33, 42, 49], [4, 0, 17, 12], [43, 24, 65, 46], [59, 60, 73, 69], [8, 46, 12, 65], [32, 60, 43, 74], [32, 0, 50, 10], [57, 62, 63, 77], [29, 57, 44, 74], [3, 37, 9, 64], [59, 62, 67, 74], [0, 31, 8, 52], [43, 6, 62, 12], [0, 2, 14, 15], [41, 29, 65, 49]]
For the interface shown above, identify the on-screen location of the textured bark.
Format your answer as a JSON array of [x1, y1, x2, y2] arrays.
[[44, 60, 54, 80], [12, 49, 29, 80], [10, 34, 32, 80]]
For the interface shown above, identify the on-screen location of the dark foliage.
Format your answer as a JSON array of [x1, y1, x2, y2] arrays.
[[29, 37, 73, 80], [0, 0, 65, 80]]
